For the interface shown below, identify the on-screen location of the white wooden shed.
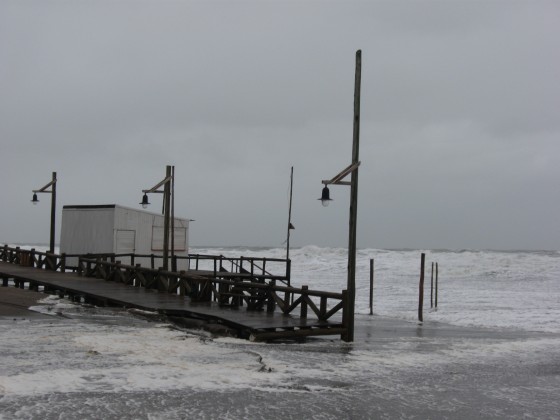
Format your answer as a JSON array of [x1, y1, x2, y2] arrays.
[[60, 204, 189, 268]]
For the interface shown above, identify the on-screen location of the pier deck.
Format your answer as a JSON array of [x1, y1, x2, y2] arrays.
[[0, 262, 344, 341]]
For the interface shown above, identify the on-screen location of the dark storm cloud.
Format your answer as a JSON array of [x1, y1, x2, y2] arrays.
[[1, 0, 559, 250]]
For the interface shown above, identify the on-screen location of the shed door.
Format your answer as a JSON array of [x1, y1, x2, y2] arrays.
[[116, 230, 136, 254]]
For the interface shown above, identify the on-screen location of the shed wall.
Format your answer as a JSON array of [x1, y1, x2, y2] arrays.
[[60, 207, 115, 266], [60, 205, 190, 270], [113, 207, 189, 255]]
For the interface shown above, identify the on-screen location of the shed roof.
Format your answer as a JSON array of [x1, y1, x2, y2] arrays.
[[62, 204, 189, 222]]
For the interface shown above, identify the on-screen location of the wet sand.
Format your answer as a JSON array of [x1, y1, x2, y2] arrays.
[[0, 286, 46, 317]]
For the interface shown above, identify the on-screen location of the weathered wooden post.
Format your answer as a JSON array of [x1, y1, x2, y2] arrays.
[[95, 258, 102, 279], [134, 264, 141, 287], [267, 280, 276, 313], [300, 285, 308, 318], [430, 261, 434, 308], [369, 258, 374, 315], [341, 289, 348, 340], [418, 253, 425, 322], [319, 50, 361, 342], [179, 270, 186, 296], [435, 262, 439, 308], [50, 172, 56, 254], [286, 166, 294, 269]]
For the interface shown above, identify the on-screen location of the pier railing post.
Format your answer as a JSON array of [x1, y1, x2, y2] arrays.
[[341, 289, 349, 341], [267, 280, 276, 312], [95, 258, 102, 279], [300, 285, 308, 318]]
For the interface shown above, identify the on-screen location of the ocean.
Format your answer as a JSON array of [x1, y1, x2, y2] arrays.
[[1, 245, 559, 419], [195, 246, 560, 333]]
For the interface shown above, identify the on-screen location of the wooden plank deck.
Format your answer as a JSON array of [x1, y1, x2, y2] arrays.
[[0, 262, 344, 341]]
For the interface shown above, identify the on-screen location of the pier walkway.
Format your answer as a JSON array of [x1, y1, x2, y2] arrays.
[[0, 247, 347, 341]]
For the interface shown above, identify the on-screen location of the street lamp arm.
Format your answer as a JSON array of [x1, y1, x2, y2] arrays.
[[33, 179, 57, 193], [322, 161, 361, 186], [142, 176, 172, 194]]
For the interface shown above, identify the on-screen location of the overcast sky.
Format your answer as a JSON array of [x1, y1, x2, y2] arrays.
[[1, 0, 559, 250]]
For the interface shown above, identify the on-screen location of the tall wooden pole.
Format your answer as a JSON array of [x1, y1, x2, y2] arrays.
[[343, 49, 361, 342], [162, 165, 171, 271], [50, 172, 57, 254], [286, 166, 294, 261], [171, 165, 175, 270]]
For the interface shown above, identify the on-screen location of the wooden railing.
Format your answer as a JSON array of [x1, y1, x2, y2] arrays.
[[77, 257, 345, 322], [1, 245, 66, 272], [65, 252, 291, 286], [183, 253, 291, 286], [1, 244, 345, 326]]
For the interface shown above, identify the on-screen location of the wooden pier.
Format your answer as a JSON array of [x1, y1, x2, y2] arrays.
[[0, 246, 346, 342]]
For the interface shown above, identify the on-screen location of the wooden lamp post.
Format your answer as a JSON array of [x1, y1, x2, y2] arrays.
[[31, 171, 57, 254], [319, 50, 362, 342], [140, 165, 174, 271]]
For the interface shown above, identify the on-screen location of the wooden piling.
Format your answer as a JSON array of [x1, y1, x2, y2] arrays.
[[430, 262, 434, 308], [418, 253, 425, 322], [369, 258, 374, 315], [435, 262, 439, 308]]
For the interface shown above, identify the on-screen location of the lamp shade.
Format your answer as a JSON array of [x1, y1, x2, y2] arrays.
[[140, 193, 150, 209], [318, 186, 332, 207], [31, 193, 39, 205]]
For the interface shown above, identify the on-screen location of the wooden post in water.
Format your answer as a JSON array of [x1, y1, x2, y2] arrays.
[[430, 262, 434, 308], [369, 258, 374, 315], [418, 253, 425, 322], [435, 262, 439, 308]]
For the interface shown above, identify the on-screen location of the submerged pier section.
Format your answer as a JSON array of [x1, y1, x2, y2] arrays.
[[0, 245, 346, 342]]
